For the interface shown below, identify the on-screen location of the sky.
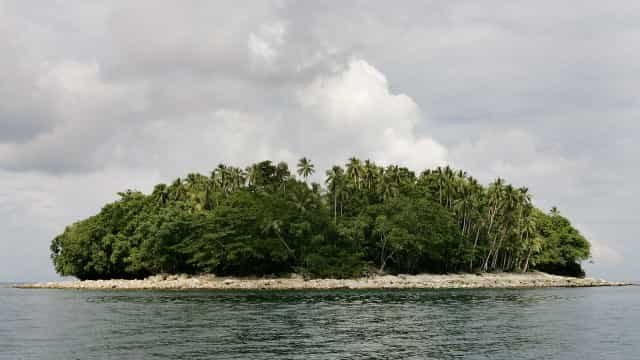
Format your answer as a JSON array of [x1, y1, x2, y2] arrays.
[[1, 1, 638, 282]]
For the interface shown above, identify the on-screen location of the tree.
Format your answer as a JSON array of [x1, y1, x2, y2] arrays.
[[379, 174, 399, 201], [152, 184, 169, 206], [297, 157, 315, 183], [325, 166, 344, 222], [346, 157, 363, 189], [373, 215, 395, 272], [50, 158, 592, 280], [275, 162, 291, 192]]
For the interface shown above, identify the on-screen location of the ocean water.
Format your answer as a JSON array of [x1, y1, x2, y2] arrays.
[[1, 285, 638, 359]]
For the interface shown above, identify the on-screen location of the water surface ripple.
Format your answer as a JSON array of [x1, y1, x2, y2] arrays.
[[1, 286, 638, 359]]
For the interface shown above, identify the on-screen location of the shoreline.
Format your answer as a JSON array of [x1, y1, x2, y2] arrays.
[[14, 272, 631, 291]]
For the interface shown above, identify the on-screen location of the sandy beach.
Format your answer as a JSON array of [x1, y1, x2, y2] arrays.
[[15, 272, 629, 290]]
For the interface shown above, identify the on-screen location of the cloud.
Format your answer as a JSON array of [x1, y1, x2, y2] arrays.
[[577, 225, 623, 266], [249, 21, 287, 70], [0, 166, 165, 281], [2, 1, 640, 281], [0, 10, 55, 142], [449, 129, 585, 186], [0, 61, 147, 173], [299, 59, 447, 169]]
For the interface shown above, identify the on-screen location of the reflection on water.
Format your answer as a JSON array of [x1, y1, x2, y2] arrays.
[[1, 287, 639, 359]]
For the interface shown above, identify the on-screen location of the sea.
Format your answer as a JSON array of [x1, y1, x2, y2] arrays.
[[0, 284, 638, 359]]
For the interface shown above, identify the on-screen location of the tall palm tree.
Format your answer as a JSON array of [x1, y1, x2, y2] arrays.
[[275, 162, 290, 192], [363, 159, 378, 190], [433, 166, 446, 205], [384, 165, 398, 184], [227, 167, 245, 192], [521, 215, 538, 272], [346, 157, 363, 189], [325, 165, 345, 222], [297, 157, 315, 183], [482, 178, 506, 271], [183, 173, 208, 210], [169, 178, 187, 201], [379, 175, 399, 201], [246, 164, 260, 187], [211, 164, 229, 194]]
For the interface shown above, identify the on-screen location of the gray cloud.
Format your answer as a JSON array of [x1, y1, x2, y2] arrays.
[[1, 1, 639, 281], [0, 23, 53, 141]]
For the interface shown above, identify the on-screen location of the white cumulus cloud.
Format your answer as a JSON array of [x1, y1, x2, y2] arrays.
[[298, 59, 447, 169]]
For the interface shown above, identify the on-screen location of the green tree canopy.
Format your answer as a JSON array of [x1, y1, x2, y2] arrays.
[[51, 158, 591, 280]]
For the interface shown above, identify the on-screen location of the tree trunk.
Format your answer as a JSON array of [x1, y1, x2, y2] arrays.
[[482, 246, 493, 272], [523, 247, 533, 272], [379, 234, 386, 273], [481, 206, 498, 271], [470, 226, 481, 272], [333, 192, 337, 223], [491, 232, 505, 269]]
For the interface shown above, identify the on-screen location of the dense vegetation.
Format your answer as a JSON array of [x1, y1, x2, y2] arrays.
[[51, 158, 591, 280]]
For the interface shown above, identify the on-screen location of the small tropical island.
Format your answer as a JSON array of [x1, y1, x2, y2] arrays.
[[23, 157, 627, 290]]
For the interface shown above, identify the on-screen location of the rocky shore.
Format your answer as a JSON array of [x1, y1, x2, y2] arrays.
[[15, 272, 630, 290]]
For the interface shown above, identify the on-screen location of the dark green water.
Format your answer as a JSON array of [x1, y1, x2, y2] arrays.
[[1, 286, 638, 359]]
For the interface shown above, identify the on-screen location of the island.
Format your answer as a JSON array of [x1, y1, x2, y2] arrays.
[[24, 157, 626, 290]]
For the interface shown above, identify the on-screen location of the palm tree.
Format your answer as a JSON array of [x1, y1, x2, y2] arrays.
[[184, 173, 201, 190], [202, 180, 215, 210], [289, 187, 315, 213], [169, 178, 187, 201], [297, 157, 315, 183], [183, 173, 208, 210], [363, 159, 378, 190], [386, 165, 402, 186], [488, 184, 526, 270], [346, 157, 363, 189], [325, 165, 345, 222], [212, 164, 229, 193], [433, 166, 446, 205], [227, 167, 245, 192], [261, 219, 291, 252], [521, 215, 538, 272], [152, 184, 169, 206], [246, 164, 260, 187], [379, 176, 399, 201], [275, 162, 290, 192], [482, 178, 505, 271]]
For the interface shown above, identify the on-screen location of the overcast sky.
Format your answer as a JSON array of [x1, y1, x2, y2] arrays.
[[1, 1, 638, 281]]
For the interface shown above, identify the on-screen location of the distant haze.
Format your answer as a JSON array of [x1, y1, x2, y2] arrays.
[[1, 1, 638, 281]]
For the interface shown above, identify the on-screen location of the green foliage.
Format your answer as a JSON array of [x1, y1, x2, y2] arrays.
[[50, 158, 592, 279], [531, 208, 591, 276]]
